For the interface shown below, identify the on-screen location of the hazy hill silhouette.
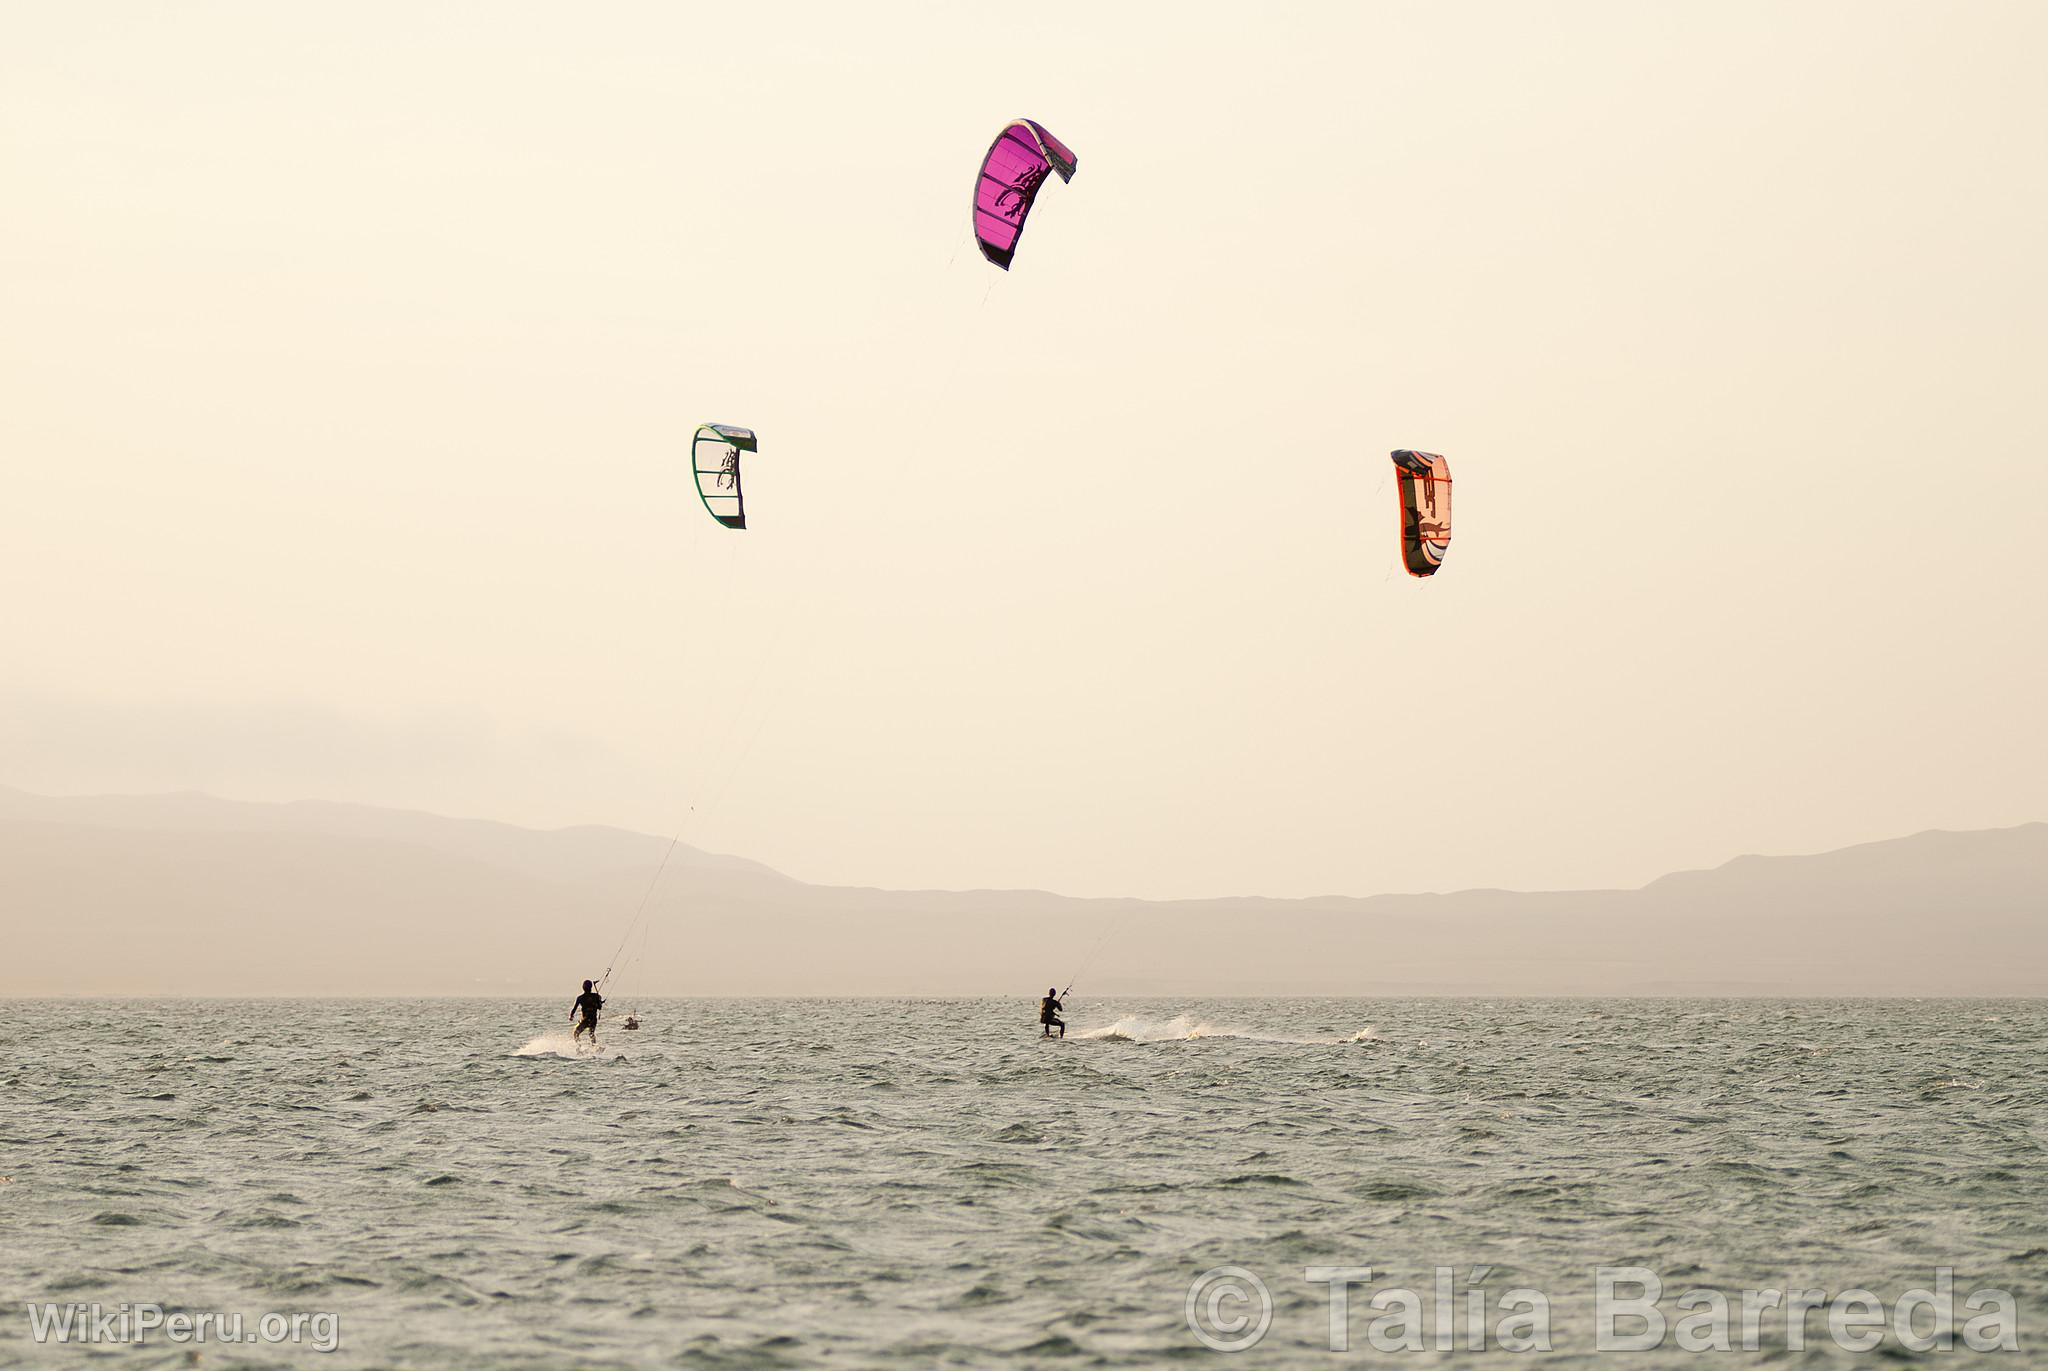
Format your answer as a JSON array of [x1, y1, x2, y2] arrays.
[[2, 786, 2041, 996]]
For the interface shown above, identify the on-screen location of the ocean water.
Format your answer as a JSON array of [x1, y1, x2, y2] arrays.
[[2, 998, 2043, 1367]]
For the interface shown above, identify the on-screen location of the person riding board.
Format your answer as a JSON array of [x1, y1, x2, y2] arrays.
[[571, 979, 604, 1048], [1039, 988, 1065, 1039]]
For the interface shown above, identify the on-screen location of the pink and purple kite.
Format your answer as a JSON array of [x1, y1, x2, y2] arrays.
[[973, 120, 1077, 271]]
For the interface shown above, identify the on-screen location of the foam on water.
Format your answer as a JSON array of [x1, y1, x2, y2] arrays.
[[514, 1030, 614, 1059], [1078, 1013, 1377, 1046]]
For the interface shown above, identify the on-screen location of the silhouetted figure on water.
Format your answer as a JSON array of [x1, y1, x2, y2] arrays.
[[1040, 989, 1065, 1039], [572, 979, 604, 1048]]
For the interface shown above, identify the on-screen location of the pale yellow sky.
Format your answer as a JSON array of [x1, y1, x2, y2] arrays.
[[2, 1, 2043, 900]]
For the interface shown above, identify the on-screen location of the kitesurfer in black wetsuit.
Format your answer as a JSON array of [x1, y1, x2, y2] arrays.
[[1040, 988, 1065, 1039], [571, 979, 604, 1047]]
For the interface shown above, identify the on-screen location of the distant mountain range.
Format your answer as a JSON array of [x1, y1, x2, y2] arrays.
[[2, 785, 2042, 996]]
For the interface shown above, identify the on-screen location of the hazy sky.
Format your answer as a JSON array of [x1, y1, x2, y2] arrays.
[[2, 1, 2043, 901]]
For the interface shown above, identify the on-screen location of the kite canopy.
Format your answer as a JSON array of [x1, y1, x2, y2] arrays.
[[692, 424, 758, 529], [973, 119, 1077, 270], [1390, 450, 1452, 577]]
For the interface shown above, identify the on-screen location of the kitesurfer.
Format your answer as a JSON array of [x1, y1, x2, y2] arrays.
[[571, 979, 604, 1047], [1039, 988, 1065, 1039]]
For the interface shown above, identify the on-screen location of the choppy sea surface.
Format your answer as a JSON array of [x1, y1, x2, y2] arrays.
[[2, 998, 2043, 1367]]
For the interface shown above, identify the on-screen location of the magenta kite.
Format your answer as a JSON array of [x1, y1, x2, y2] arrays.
[[972, 120, 1077, 271]]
